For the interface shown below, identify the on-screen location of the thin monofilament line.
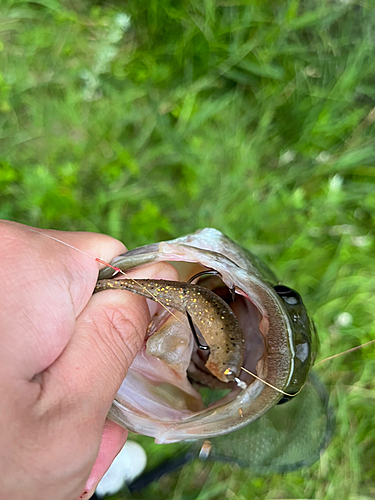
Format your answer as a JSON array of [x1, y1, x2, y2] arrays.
[[241, 339, 375, 397], [17, 223, 190, 329], [23, 226, 100, 260], [2, 221, 100, 260], [240, 366, 303, 398], [315, 339, 375, 366], [10, 221, 375, 390]]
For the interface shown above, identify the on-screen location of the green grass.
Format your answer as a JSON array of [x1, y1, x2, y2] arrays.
[[1, 0, 375, 498]]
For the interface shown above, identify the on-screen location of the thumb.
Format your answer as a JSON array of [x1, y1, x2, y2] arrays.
[[36, 261, 179, 498], [40, 261, 180, 421]]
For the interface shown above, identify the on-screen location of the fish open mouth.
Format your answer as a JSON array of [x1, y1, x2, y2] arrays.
[[111, 261, 269, 440], [99, 229, 300, 443]]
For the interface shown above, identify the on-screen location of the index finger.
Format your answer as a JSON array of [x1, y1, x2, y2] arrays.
[[0, 221, 127, 381]]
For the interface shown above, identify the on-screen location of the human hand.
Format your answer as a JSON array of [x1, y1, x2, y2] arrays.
[[0, 221, 178, 499]]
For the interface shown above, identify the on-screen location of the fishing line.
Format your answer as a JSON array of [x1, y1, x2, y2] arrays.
[[246, 339, 375, 398], [239, 366, 303, 398], [239, 340, 375, 397], [3, 221, 101, 261], [7, 221, 374, 394], [7, 222, 191, 328], [315, 339, 375, 366]]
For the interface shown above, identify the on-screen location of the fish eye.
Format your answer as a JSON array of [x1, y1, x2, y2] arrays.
[[274, 285, 302, 306]]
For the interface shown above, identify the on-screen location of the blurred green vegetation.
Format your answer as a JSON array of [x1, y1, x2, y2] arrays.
[[1, 0, 375, 498]]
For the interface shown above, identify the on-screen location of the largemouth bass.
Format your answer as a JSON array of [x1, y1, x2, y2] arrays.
[[98, 228, 318, 444]]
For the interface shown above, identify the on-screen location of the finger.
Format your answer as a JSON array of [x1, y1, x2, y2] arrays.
[[32, 262, 179, 500], [0, 222, 128, 380], [1, 220, 128, 318], [32, 226, 129, 316], [37, 262, 180, 421], [76, 420, 128, 500]]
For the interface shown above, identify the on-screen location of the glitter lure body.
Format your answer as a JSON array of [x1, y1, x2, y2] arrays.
[[95, 278, 245, 383]]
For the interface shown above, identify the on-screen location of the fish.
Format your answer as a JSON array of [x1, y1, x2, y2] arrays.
[[97, 228, 318, 444]]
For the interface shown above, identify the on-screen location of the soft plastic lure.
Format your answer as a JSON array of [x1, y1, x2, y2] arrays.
[[94, 277, 245, 383]]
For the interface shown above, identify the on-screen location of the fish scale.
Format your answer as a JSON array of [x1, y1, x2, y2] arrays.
[[94, 278, 245, 382]]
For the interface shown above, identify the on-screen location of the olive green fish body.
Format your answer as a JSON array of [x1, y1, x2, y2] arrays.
[[95, 278, 245, 382]]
